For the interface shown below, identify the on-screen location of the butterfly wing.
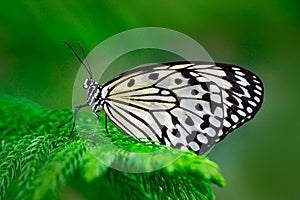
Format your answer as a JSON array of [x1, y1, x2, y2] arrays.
[[101, 61, 264, 154]]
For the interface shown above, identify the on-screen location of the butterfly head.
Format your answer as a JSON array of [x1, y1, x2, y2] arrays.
[[83, 78, 93, 89]]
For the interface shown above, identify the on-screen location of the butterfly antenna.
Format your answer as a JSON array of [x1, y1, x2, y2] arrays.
[[63, 41, 93, 79], [78, 41, 93, 79]]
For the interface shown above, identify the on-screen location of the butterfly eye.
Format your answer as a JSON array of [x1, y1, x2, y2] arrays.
[[83, 78, 91, 89]]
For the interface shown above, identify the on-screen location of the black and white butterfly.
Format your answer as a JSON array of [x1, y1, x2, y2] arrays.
[[65, 42, 264, 155]]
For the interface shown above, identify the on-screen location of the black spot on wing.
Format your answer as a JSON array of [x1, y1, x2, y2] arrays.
[[188, 78, 199, 86], [191, 89, 199, 95], [226, 95, 239, 105], [171, 115, 180, 125], [148, 73, 159, 80], [161, 125, 168, 134], [199, 80, 209, 92], [185, 116, 194, 126], [230, 85, 244, 94], [127, 79, 135, 87], [176, 68, 199, 86], [200, 114, 210, 130], [195, 103, 203, 111], [202, 93, 211, 102], [171, 128, 180, 137], [174, 78, 183, 85], [186, 131, 199, 143]]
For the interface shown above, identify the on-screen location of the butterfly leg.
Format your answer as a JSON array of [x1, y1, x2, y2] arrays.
[[70, 103, 90, 137], [105, 114, 110, 135], [58, 103, 90, 138], [92, 113, 101, 146]]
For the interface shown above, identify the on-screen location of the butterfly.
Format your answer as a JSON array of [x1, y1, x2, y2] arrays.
[[64, 42, 264, 155]]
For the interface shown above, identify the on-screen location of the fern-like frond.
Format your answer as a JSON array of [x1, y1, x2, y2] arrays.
[[0, 94, 225, 200], [32, 141, 85, 200]]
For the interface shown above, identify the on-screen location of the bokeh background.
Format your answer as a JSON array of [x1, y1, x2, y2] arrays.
[[1, 1, 299, 200]]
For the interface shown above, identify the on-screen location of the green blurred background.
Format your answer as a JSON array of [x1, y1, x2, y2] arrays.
[[1, 1, 299, 199]]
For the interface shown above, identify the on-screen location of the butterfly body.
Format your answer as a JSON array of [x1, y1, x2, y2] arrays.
[[82, 61, 263, 155], [83, 78, 103, 114]]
